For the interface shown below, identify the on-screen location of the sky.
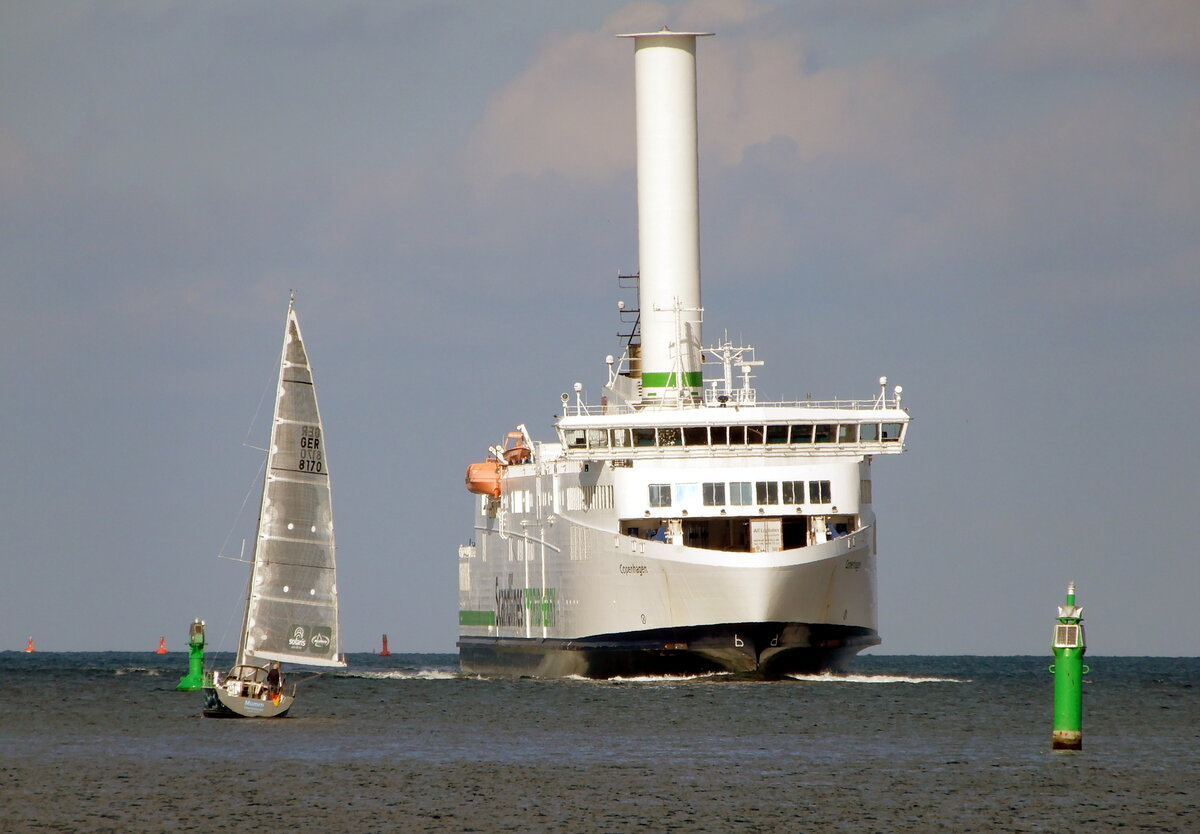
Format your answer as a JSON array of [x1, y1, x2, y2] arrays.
[[2, 0, 1198, 656]]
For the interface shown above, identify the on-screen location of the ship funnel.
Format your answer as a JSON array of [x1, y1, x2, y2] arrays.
[[618, 28, 712, 402]]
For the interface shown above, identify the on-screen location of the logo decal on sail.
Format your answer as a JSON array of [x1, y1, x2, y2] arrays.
[[287, 625, 308, 650], [309, 626, 332, 652]]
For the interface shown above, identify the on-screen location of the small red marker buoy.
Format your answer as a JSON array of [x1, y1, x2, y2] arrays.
[[379, 634, 391, 656], [156, 636, 168, 654], [25, 636, 34, 653]]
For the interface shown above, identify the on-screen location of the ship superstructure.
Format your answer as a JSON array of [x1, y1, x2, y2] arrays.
[[458, 29, 910, 678]]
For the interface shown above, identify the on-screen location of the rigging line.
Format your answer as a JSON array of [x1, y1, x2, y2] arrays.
[[204, 589, 247, 676], [215, 456, 267, 565], [242, 360, 279, 447], [206, 565, 255, 675]]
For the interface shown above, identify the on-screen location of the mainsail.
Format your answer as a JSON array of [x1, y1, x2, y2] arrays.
[[238, 302, 344, 669]]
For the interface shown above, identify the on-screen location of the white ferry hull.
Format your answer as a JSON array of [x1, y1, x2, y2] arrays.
[[459, 514, 879, 678]]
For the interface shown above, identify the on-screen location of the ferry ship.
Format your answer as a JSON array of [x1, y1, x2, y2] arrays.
[[458, 29, 910, 678]]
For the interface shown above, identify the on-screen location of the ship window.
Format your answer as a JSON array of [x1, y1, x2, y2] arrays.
[[658, 427, 681, 446], [809, 480, 831, 504], [633, 428, 656, 447], [782, 480, 805, 504], [859, 423, 879, 442], [683, 426, 709, 446], [791, 425, 814, 443], [814, 424, 835, 443], [674, 483, 699, 505], [882, 422, 903, 442], [703, 482, 726, 505], [755, 481, 779, 504], [747, 425, 765, 444], [729, 426, 747, 444], [837, 424, 858, 443], [564, 429, 586, 448], [611, 428, 631, 448], [729, 481, 753, 505], [648, 484, 672, 507], [766, 425, 788, 444], [587, 429, 609, 448], [710, 426, 729, 445]]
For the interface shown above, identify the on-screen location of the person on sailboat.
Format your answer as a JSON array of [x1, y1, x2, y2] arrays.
[[266, 663, 282, 697]]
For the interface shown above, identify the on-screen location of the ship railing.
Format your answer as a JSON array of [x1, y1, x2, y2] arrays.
[[563, 395, 903, 417]]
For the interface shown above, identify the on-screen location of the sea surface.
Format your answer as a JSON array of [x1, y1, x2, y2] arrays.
[[0, 653, 1195, 833]]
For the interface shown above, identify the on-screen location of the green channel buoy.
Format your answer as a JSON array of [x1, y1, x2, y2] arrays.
[[176, 619, 207, 691], [1049, 582, 1088, 750]]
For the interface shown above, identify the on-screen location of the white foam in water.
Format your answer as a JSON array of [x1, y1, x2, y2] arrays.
[[339, 669, 459, 680], [566, 673, 726, 683], [788, 672, 970, 684]]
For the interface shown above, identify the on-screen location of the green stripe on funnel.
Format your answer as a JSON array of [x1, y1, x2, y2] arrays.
[[641, 371, 703, 389]]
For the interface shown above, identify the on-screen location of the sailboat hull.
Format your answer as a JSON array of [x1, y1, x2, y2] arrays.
[[203, 685, 294, 718]]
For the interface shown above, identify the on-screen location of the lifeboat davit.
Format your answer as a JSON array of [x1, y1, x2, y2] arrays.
[[465, 459, 502, 498]]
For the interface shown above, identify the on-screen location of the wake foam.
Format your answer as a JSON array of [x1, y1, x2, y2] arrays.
[[566, 673, 726, 683], [337, 669, 459, 681], [788, 672, 969, 684]]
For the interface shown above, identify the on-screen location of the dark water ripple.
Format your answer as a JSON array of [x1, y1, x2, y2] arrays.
[[0, 653, 1195, 832]]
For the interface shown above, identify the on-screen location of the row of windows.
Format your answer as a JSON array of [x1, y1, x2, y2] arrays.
[[649, 480, 832, 509], [565, 422, 902, 450]]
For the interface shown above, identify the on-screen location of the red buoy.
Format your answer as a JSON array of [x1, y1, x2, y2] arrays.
[[25, 636, 34, 653], [379, 634, 391, 656], [156, 636, 168, 654]]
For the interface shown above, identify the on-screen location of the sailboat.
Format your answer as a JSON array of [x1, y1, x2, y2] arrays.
[[203, 299, 346, 718]]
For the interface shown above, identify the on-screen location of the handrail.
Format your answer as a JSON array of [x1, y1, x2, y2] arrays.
[[562, 396, 905, 418]]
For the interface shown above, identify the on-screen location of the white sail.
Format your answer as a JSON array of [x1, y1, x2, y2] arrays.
[[239, 301, 344, 669]]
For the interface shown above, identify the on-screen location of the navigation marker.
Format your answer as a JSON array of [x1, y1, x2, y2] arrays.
[[1050, 582, 1088, 750]]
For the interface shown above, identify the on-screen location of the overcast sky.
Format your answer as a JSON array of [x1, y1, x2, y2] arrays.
[[3, 0, 1198, 656]]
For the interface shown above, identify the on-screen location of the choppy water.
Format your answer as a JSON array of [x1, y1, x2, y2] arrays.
[[1, 653, 1195, 832]]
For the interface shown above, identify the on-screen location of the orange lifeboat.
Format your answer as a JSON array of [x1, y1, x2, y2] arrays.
[[502, 431, 531, 464], [465, 459, 502, 498]]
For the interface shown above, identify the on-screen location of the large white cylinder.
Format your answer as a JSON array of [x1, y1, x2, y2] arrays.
[[619, 30, 712, 401]]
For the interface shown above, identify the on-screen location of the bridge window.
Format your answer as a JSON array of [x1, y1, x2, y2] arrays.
[[747, 426, 765, 444], [859, 423, 879, 442], [728, 426, 747, 444], [710, 426, 728, 445], [564, 429, 586, 448], [814, 424, 835, 443], [683, 426, 709, 445], [837, 424, 858, 443], [809, 480, 832, 504], [791, 425, 813, 443], [587, 429, 609, 448], [766, 425, 788, 444], [611, 428, 631, 448], [633, 428, 656, 447], [882, 423, 903, 442], [657, 427, 681, 446], [648, 484, 672, 507]]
